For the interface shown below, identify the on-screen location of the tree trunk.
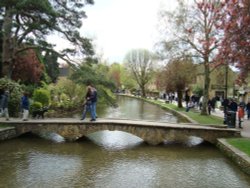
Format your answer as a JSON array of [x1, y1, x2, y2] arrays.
[[141, 85, 146, 97], [177, 90, 183, 108], [201, 60, 210, 115], [2, 7, 13, 78]]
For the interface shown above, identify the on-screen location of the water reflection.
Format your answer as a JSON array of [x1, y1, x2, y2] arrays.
[[88, 130, 143, 150], [39, 132, 65, 143]]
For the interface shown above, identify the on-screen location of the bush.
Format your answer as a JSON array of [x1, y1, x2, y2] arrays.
[[0, 78, 23, 116], [33, 88, 50, 106], [30, 101, 42, 113]]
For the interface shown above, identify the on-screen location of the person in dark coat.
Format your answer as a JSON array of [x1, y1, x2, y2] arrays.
[[81, 86, 95, 121], [246, 100, 250, 120], [222, 98, 229, 124], [228, 98, 238, 112], [21, 92, 30, 121], [0, 90, 9, 121], [207, 98, 213, 115]]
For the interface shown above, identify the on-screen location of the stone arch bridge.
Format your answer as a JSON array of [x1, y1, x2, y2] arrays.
[[3, 118, 240, 145]]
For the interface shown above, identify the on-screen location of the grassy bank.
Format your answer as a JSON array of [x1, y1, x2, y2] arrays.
[[227, 138, 250, 156]]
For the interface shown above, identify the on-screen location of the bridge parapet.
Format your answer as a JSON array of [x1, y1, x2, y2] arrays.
[[2, 118, 241, 145]]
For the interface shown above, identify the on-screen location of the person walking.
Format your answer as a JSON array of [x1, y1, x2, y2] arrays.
[[246, 100, 250, 120], [21, 92, 30, 121], [238, 104, 245, 128], [90, 84, 97, 119], [222, 98, 229, 124], [0, 90, 9, 121], [81, 86, 95, 121], [207, 98, 213, 115], [184, 89, 190, 112]]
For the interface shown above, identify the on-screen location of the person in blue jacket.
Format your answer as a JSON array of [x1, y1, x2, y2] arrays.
[[21, 92, 30, 121]]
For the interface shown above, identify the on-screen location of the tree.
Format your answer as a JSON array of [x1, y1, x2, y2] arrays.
[[70, 62, 117, 106], [157, 0, 224, 115], [0, 0, 94, 78], [12, 49, 44, 84], [43, 51, 60, 83], [120, 65, 137, 92], [218, 0, 250, 83], [161, 58, 196, 108], [124, 49, 156, 97], [109, 63, 122, 89]]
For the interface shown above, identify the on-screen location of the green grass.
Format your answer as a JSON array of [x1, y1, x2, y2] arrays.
[[227, 138, 250, 156]]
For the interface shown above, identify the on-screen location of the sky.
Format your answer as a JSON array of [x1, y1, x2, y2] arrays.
[[80, 0, 178, 63]]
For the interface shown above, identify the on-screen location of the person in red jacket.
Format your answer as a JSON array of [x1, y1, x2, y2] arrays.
[[238, 104, 245, 128]]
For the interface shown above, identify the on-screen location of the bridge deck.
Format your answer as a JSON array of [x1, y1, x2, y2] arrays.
[[0, 118, 233, 130]]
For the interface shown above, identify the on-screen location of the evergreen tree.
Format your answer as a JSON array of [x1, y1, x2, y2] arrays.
[[0, 0, 94, 78]]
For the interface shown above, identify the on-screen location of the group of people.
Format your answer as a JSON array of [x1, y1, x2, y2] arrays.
[[0, 90, 30, 121], [80, 83, 98, 121], [222, 98, 250, 128]]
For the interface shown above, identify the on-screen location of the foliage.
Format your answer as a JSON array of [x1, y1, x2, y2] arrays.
[[120, 66, 137, 91], [160, 58, 196, 107], [192, 85, 203, 97], [108, 63, 122, 88], [0, 78, 23, 116], [71, 63, 115, 88], [12, 49, 44, 84], [124, 49, 156, 97], [48, 77, 85, 109], [0, 0, 95, 78], [70, 62, 116, 106], [30, 101, 42, 113], [42, 51, 60, 83], [33, 88, 50, 106], [218, 0, 250, 83]]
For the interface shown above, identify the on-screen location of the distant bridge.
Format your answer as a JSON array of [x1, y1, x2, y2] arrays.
[[1, 118, 240, 145]]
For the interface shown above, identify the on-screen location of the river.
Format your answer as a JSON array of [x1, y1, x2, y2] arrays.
[[0, 96, 250, 188]]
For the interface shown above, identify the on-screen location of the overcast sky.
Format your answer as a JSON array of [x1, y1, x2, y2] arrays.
[[81, 0, 178, 63]]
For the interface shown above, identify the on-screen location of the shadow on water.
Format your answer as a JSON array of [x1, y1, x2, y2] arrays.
[[18, 131, 210, 149], [18, 132, 65, 143]]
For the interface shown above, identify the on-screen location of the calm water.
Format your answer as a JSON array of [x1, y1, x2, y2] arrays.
[[96, 96, 179, 123], [0, 96, 250, 188]]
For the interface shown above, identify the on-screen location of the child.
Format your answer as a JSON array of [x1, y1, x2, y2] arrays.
[[238, 105, 245, 128]]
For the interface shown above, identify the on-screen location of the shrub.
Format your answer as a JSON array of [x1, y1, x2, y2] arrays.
[[30, 101, 42, 113], [33, 88, 50, 106], [0, 78, 23, 116]]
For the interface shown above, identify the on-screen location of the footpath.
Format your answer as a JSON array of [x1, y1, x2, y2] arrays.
[[158, 98, 250, 138]]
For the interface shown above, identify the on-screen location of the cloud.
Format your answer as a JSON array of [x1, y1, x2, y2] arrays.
[[81, 0, 163, 63]]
